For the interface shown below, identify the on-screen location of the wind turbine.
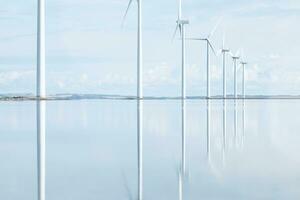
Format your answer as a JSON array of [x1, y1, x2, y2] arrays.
[[123, 0, 143, 99], [240, 61, 247, 98], [230, 51, 240, 98], [187, 19, 222, 98], [37, 0, 46, 98], [220, 34, 230, 98], [173, 0, 189, 99], [123, 4, 144, 198]]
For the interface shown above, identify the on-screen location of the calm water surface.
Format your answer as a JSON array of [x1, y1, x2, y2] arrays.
[[1, 99, 300, 200]]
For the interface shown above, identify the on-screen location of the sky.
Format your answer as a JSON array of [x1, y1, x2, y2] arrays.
[[0, 0, 300, 96]]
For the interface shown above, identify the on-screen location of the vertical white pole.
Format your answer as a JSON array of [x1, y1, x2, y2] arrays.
[[137, 4, 143, 198], [182, 25, 186, 99], [207, 42, 210, 98], [223, 51, 226, 98], [37, 100, 46, 200], [234, 59, 237, 98], [178, 168, 183, 200], [37, 0, 46, 98], [138, 0, 143, 99]]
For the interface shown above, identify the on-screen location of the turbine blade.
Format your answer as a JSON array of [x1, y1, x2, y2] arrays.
[[172, 24, 179, 41], [185, 37, 202, 40], [208, 40, 217, 56], [235, 49, 241, 57], [179, 24, 182, 36], [208, 16, 223, 39], [222, 31, 226, 49], [217, 49, 222, 56], [122, 0, 134, 27], [240, 49, 244, 59], [121, 171, 134, 200]]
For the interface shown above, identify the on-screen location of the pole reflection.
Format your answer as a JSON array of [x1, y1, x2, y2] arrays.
[[37, 100, 46, 200], [234, 99, 238, 148], [179, 99, 186, 200], [242, 99, 246, 148], [222, 99, 227, 164], [207, 99, 211, 163], [137, 99, 143, 200]]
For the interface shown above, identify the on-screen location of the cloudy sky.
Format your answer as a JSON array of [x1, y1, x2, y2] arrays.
[[0, 0, 300, 96]]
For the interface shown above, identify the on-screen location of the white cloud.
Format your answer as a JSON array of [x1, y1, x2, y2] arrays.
[[0, 70, 33, 86]]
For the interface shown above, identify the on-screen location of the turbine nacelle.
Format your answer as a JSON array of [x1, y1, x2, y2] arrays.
[[177, 19, 189, 25], [222, 49, 230, 53]]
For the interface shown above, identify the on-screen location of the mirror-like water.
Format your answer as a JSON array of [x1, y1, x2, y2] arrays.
[[1, 99, 300, 200]]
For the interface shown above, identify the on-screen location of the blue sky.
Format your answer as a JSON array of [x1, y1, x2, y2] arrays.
[[0, 0, 300, 96]]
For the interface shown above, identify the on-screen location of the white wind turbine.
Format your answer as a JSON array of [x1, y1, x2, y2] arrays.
[[123, 0, 143, 99], [187, 19, 222, 98], [230, 51, 240, 98], [239, 50, 247, 98], [123, 2, 144, 199], [173, 0, 189, 99], [240, 61, 247, 98], [37, 0, 46, 98], [220, 33, 230, 98]]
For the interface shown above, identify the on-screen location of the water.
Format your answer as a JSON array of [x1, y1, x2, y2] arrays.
[[1, 99, 300, 200]]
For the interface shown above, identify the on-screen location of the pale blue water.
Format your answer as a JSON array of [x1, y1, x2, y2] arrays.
[[1, 99, 300, 200]]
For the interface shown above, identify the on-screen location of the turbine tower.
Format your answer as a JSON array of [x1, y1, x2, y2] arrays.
[[240, 61, 247, 98], [187, 19, 222, 98], [173, 0, 189, 99], [221, 34, 230, 98], [123, 0, 143, 99], [230, 51, 240, 98], [37, 0, 46, 98]]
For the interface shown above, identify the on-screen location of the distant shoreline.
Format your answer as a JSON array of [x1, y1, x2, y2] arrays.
[[1, 94, 300, 101]]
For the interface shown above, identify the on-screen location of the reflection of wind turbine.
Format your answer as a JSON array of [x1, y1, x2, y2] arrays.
[[207, 99, 211, 162], [173, 0, 189, 99], [230, 51, 240, 98], [181, 99, 186, 175], [37, 0, 46, 98], [242, 99, 246, 147], [137, 100, 143, 200], [178, 98, 186, 200], [123, 0, 143, 98], [222, 99, 227, 165], [187, 19, 222, 98], [220, 33, 230, 98], [37, 100, 46, 200], [234, 99, 238, 148], [240, 61, 247, 98]]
